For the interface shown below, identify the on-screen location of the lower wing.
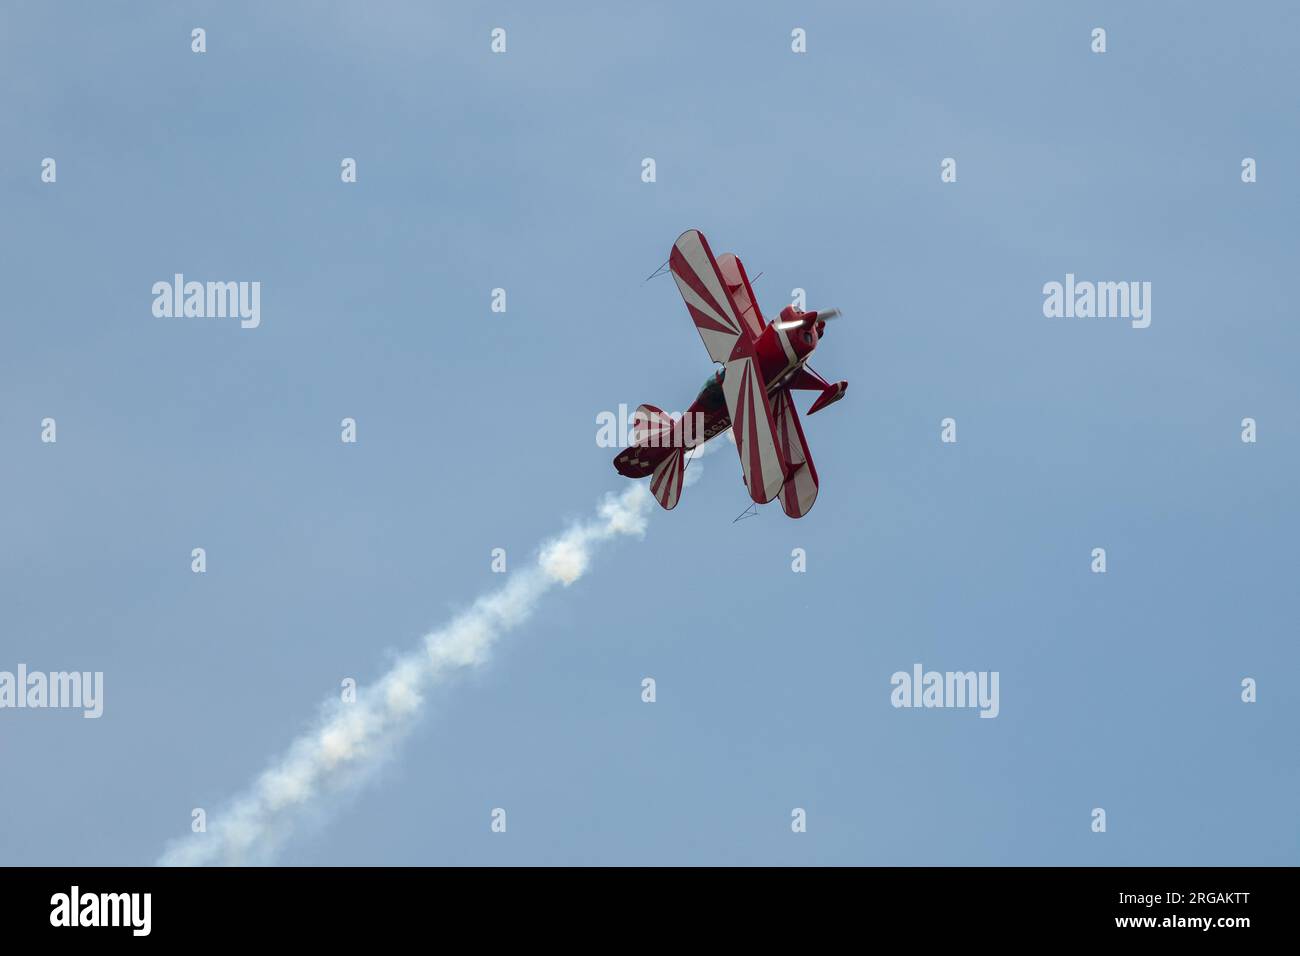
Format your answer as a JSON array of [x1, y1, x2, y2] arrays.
[[770, 387, 819, 518]]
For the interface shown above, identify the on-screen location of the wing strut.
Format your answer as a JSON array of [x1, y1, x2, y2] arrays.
[[643, 258, 670, 283]]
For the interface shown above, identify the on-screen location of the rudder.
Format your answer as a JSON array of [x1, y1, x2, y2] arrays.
[[612, 404, 678, 479]]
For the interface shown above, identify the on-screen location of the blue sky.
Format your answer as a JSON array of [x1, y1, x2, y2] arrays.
[[1, 1, 1296, 865]]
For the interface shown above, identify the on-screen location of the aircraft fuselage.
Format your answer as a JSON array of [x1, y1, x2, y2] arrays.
[[681, 315, 823, 448]]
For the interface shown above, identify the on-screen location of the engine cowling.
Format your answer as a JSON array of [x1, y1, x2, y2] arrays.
[[755, 311, 819, 386]]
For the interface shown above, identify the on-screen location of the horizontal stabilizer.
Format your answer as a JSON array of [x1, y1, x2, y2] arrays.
[[631, 404, 676, 447], [612, 405, 679, 478], [649, 447, 687, 511]]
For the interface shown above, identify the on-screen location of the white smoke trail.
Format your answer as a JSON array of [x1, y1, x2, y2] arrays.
[[158, 482, 655, 866]]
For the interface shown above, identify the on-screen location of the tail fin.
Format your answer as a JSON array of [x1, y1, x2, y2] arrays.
[[610, 404, 690, 511], [612, 404, 678, 480]]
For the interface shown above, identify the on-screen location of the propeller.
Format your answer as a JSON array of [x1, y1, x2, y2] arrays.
[[775, 307, 842, 331]]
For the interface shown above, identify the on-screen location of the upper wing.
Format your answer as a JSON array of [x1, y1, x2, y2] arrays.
[[669, 229, 751, 364], [722, 349, 788, 504], [715, 253, 765, 340], [670, 229, 785, 503], [770, 387, 820, 518]]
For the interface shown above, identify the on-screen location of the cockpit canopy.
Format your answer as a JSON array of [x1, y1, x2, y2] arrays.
[[696, 368, 725, 409]]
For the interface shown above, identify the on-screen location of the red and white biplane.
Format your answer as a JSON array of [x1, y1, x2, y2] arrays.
[[613, 229, 848, 519]]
